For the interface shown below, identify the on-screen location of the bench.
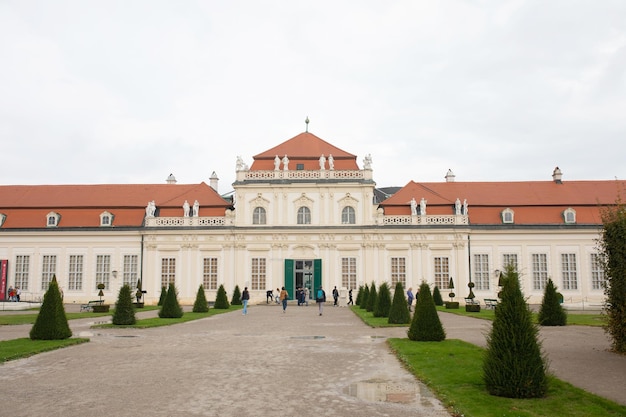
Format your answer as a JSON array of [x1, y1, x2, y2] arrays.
[[484, 298, 499, 309], [80, 300, 104, 312], [464, 297, 480, 305]]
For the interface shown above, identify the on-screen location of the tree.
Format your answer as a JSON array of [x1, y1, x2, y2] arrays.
[[483, 265, 548, 398], [599, 203, 626, 353], [192, 284, 209, 313], [373, 282, 392, 317], [30, 275, 72, 340], [432, 286, 443, 306], [231, 285, 242, 305], [366, 281, 377, 313], [388, 281, 410, 324], [158, 283, 184, 318], [355, 285, 364, 306], [112, 284, 136, 325], [157, 286, 167, 306], [538, 278, 567, 326], [359, 283, 370, 310], [214, 284, 230, 309], [407, 281, 445, 341]]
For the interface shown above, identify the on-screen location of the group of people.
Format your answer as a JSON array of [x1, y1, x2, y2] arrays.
[[295, 287, 309, 306], [258, 286, 357, 316], [6, 286, 21, 302]]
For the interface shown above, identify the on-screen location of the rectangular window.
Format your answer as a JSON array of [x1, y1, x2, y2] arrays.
[[95, 255, 111, 290], [203, 258, 218, 290], [590, 253, 606, 290], [251, 258, 266, 290], [473, 254, 490, 290], [561, 253, 578, 290], [41, 255, 57, 290], [123, 255, 139, 288], [68, 255, 83, 291], [502, 253, 518, 271], [15, 255, 30, 290], [532, 253, 548, 290], [434, 257, 449, 289], [390, 257, 405, 287], [342, 257, 357, 289], [161, 258, 176, 288]]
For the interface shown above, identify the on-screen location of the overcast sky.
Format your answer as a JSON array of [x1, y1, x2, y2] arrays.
[[2, 0, 625, 193]]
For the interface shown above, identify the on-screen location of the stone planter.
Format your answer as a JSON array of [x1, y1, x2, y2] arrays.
[[465, 304, 481, 312], [445, 301, 459, 309], [92, 304, 110, 313]]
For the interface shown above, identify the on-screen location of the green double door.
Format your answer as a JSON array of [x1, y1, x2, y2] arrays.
[[284, 259, 321, 300]]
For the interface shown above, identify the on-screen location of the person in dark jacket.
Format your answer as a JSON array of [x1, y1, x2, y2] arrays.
[[332, 286, 339, 306], [242, 287, 250, 315]]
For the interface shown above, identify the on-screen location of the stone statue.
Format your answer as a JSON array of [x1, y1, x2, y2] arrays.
[[410, 198, 417, 216], [455, 198, 461, 215], [282, 154, 289, 171], [192, 200, 199, 217], [274, 155, 280, 170], [363, 154, 372, 169], [183, 200, 190, 217], [236, 156, 244, 171], [328, 154, 334, 170], [145, 200, 156, 217], [319, 154, 326, 170], [420, 198, 427, 216], [463, 199, 468, 215]]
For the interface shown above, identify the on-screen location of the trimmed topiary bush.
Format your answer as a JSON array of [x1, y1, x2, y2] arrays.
[[359, 284, 370, 310], [408, 281, 445, 341], [30, 275, 72, 340], [355, 285, 364, 306], [483, 265, 548, 398], [538, 278, 567, 326], [366, 281, 377, 312], [158, 283, 184, 318], [112, 284, 136, 325], [373, 282, 392, 317], [433, 286, 443, 306], [231, 285, 242, 305], [214, 284, 230, 309], [158, 286, 167, 306], [388, 281, 411, 324], [192, 284, 209, 313]]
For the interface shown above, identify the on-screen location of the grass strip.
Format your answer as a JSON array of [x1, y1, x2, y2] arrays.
[[0, 338, 89, 363], [94, 306, 241, 328], [387, 338, 626, 417]]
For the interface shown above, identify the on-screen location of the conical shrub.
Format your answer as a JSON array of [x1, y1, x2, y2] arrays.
[[158, 283, 183, 318], [157, 286, 167, 306], [538, 279, 567, 326], [112, 284, 136, 325], [433, 286, 443, 306], [373, 282, 392, 317], [30, 276, 72, 340], [355, 285, 364, 306], [388, 281, 411, 324], [366, 281, 377, 312], [360, 284, 370, 309], [192, 284, 209, 313], [214, 284, 230, 309], [483, 266, 548, 398], [407, 282, 445, 341], [231, 285, 242, 305]]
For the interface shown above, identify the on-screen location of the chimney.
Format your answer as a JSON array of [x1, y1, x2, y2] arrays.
[[166, 173, 177, 184], [445, 169, 455, 183], [552, 167, 563, 184], [209, 171, 219, 192]]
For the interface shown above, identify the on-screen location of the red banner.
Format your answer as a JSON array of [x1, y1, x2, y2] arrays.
[[0, 260, 7, 301]]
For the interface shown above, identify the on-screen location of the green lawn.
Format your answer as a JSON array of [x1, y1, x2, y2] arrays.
[[0, 338, 89, 363], [0, 305, 160, 326], [388, 338, 626, 417], [94, 306, 241, 328]]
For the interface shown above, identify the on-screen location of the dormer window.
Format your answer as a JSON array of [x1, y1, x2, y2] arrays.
[[563, 208, 576, 224], [100, 211, 113, 227], [46, 211, 60, 227], [0, 213, 6, 227], [501, 208, 514, 224]]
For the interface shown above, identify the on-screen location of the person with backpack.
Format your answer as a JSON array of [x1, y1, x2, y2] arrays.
[[316, 286, 326, 316]]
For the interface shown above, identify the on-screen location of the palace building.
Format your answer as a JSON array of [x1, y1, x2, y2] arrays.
[[1, 130, 622, 306]]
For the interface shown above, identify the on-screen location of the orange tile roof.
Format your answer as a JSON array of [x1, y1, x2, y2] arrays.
[[250, 131, 359, 171], [380, 180, 626, 225], [0, 182, 231, 229]]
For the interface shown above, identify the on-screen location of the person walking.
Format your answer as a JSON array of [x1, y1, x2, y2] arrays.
[[279, 287, 289, 313], [316, 286, 326, 316], [241, 286, 250, 315], [332, 286, 339, 306], [347, 288, 353, 305], [407, 287, 414, 312]]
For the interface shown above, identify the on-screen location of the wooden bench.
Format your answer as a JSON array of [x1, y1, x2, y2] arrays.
[[80, 300, 104, 312], [484, 298, 499, 309]]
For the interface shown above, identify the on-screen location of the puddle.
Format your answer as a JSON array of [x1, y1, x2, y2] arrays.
[[115, 335, 139, 338], [290, 336, 325, 340], [344, 380, 429, 405]]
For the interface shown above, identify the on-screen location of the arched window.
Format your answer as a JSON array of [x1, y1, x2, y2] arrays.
[[253, 207, 266, 225], [341, 206, 356, 224], [501, 208, 514, 224], [563, 208, 576, 224], [46, 212, 60, 227], [297, 206, 311, 224]]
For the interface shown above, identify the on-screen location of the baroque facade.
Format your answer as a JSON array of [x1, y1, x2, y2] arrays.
[[1, 131, 622, 306]]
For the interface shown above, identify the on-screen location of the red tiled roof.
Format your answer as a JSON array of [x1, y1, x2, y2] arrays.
[[0, 182, 231, 228], [250, 131, 359, 171], [380, 180, 626, 225]]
